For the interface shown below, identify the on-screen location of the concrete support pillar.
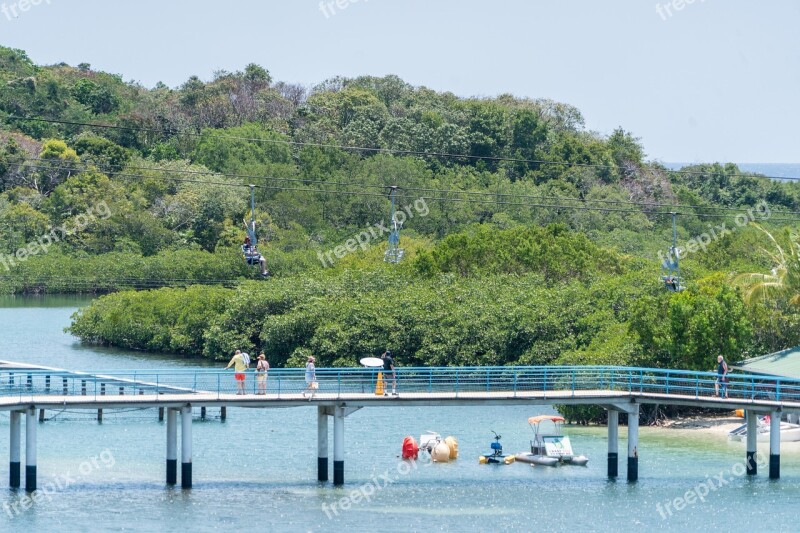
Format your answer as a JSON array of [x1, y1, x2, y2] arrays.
[[318, 407, 329, 482], [25, 407, 37, 492], [200, 407, 206, 420], [9, 411, 21, 488], [607, 410, 619, 478], [746, 410, 758, 475], [627, 406, 639, 482], [181, 406, 192, 489], [770, 411, 780, 480], [166, 408, 178, 485], [333, 406, 344, 486], [158, 407, 164, 422], [38, 409, 45, 423]]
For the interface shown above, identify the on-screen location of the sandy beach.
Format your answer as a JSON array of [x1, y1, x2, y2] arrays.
[[660, 415, 744, 435]]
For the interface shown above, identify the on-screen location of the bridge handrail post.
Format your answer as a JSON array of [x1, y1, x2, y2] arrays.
[[628, 371, 632, 393], [486, 368, 490, 392], [665, 370, 670, 395], [428, 368, 432, 393], [513, 371, 518, 396], [543, 368, 547, 392], [338, 370, 342, 398], [750, 376, 755, 400], [455, 369, 459, 396], [695, 375, 699, 399], [640, 370, 644, 393], [776, 379, 781, 402]]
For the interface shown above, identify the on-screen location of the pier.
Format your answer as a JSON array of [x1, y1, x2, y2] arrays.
[[2, 364, 799, 490]]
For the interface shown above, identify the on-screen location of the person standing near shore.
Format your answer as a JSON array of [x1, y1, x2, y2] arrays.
[[715, 355, 729, 398]]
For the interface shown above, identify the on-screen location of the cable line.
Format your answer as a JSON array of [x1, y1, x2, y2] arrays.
[[7, 115, 799, 182], [7, 159, 796, 218]]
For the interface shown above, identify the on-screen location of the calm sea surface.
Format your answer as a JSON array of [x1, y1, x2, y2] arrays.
[[666, 162, 800, 181], [1, 296, 799, 532]]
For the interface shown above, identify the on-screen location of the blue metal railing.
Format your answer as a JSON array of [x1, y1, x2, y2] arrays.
[[0, 365, 796, 404]]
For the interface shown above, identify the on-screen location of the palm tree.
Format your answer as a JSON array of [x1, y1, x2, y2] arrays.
[[734, 224, 800, 306]]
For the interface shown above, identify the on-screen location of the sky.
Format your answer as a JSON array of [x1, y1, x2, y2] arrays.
[[1, 0, 798, 163]]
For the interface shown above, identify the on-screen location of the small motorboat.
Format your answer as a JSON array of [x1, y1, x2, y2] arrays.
[[515, 415, 588, 467], [728, 415, 800, 442], [479, 431, 515, 465]]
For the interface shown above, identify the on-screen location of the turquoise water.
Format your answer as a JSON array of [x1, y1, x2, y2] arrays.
[[2, 296, 800, 532]]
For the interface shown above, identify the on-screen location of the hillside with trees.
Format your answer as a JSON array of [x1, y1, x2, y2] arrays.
[[1, 46, 799, 380]]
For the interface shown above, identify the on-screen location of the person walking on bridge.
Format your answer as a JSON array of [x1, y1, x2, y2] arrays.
[[715, 355, 729, 398], [302, 356, 317, 398]]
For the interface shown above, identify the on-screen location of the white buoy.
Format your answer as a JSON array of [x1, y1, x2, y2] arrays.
[[431, 441, 450, 462]]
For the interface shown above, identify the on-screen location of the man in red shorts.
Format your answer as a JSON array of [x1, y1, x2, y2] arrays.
[[225, 349, 249, 395]]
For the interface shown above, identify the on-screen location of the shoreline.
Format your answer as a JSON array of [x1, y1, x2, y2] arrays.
[[659, 414, 743, 435]]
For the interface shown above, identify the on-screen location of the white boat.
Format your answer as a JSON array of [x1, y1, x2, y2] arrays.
[[515, 415, 589, 467], [728, 415, 800, 442]]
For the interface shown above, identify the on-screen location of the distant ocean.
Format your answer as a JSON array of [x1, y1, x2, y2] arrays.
[[664, 162, 800, 181]]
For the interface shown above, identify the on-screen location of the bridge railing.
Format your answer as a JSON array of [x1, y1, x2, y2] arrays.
[[0, 366, 797, 403]]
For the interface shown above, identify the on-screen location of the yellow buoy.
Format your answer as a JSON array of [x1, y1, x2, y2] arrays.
[[479, 456, 488, 464], [504, 455, 515, 465], [375, 372, 384, 396], [445, 436, 458, 460]]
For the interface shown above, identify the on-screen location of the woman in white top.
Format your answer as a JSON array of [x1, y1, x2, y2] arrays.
[[303, 356, 316, 398], [256, 353, 269, 395]]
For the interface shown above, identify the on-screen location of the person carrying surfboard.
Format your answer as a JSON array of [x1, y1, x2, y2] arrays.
[[381, 350, 397, 396]]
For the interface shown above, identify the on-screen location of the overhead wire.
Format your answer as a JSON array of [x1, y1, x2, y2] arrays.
[[7, 115, 800, 182], [6, 158, 800, 219]]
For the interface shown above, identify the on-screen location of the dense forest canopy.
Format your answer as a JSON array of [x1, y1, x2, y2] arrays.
[[2, 46, 800, 383]]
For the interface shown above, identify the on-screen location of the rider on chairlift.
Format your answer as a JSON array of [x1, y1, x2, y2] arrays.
[[242, 236, 269, 277], [243, 184, 269, 277]]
